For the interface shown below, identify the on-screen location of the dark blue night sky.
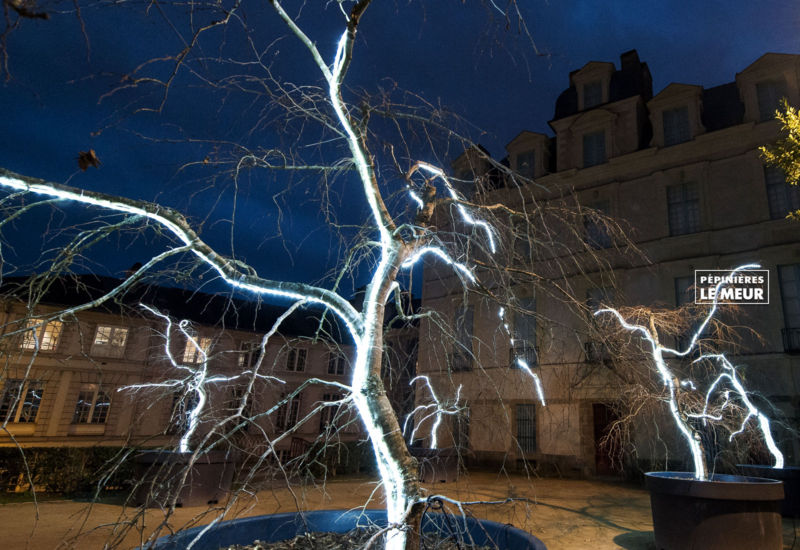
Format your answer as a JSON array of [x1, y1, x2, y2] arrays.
[[0, 0, 798, 295]]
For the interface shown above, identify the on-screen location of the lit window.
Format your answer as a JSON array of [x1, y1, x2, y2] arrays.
[[20, 318, 62, 351], [91, 325, 128, 358], [779, 264, 800, 352], [583, 81, 603, 109], [765, 166, 800, 220], [516, 150, 535, 178], [516, 404, 537, 453], [327, 352, 346, 375], [583, 131, 606, 168], [667, 183, 700, 236], [72, 387, 111, 424], [757, 79, 788, 122], [0, 379, 43, 423], [182, 335, 212, 364], [663, 106, 691, 146], [510, 297, 537, 367], [285, 348, 307, 372]]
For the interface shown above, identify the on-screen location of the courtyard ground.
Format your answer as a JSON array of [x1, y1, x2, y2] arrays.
[[0, 472, 797, 549]]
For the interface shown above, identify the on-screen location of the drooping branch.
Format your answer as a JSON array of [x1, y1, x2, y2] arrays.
[[0, 168, 364, 336]]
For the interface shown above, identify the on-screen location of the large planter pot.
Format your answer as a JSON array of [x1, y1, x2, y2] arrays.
[[738, 464, 800, 517], [132, 450, 235, 508], [645, 471, 784, 550], [147, 509, 547, 549], [410, 447, 459, 483]]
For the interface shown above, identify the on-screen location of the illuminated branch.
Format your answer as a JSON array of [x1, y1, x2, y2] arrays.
[[596, 264, 782, 479], [119, 304, 284, 453], [0, 168, 363, 336], [498, 306, 546, 406], [405, 375, 463, 449]]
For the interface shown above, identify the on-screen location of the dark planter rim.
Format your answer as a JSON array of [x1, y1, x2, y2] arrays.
[[147, 508, 547, 549], [645, 471, 784, 501]]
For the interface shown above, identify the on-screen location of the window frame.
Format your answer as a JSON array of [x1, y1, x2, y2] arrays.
[[182, 334, 212, 365], [582, 130, 607, 168], [516, 403, 537, 454], [0, 379, 44, 424], [510, 298, 537, 368], [71, 386, 111, 424], [275, 391, 301, 432], [238, 341, 262, 369], [20, 318, 62, 352], [756, 78, 788, 122], [666, 182, 701, 236], [285, 347, 307, 372], [662, 105, 691, 146], [327, 352, 346, 376], [91, 325, 129, 358], [764, 166, 800, 220]]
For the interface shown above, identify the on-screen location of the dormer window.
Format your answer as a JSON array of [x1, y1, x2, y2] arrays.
[[516, 150, 535, 178], [583, 81, 603, 109], [583, 131, 606, 168], [756, 78, 788, 121], [662, 106, 691, 146]]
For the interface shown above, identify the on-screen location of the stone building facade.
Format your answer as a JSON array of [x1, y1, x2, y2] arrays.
[[0, 277, 360, 468], [417, 51, 800, 476]]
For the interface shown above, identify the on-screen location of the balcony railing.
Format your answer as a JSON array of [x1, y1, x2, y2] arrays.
[[782, 328, 800, 353], [509, 343, 538, 367]]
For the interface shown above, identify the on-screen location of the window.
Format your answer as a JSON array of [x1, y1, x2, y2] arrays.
[[674, 276, 696, 349], [587, 287, 614, 312], [674, 276, 693, 307], [453, 407, 470, 451], [285, 348, 307, 372], [510, 298, 537, 367], [238, 341, 261, 369], [167, 391, 200, 435], [663, 106, 691, 146], [584, 200, 612, 249], [20, 318, 62, 351], [72, 387, 111, 424], [583, 81, 603, 109], [512, 218, 533, 263], [765, 166, 800, 220], [516, 150, 535, 178], [91, 325, 128, 358], [756, 79, 788, 122], [516, 404, 537, 453], [667, 183, 700, 236], [182, 335, 212, 364], [275, 392, 301, 432], [327, 352, 346, 375], [450, 306, 474, 372], [228, 387, 253, 425], [779, 264, 800, 352], [319, 393, 344, 431], [583, 131, 606, 168], [0, 379, 43, 423]]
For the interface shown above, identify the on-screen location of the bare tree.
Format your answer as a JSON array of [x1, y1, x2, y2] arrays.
[[594, 265, 784, 480], [0, 2, 637, 549]]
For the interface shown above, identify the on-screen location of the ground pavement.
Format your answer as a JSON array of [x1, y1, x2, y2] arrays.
[[0, 472, 798, 549]]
